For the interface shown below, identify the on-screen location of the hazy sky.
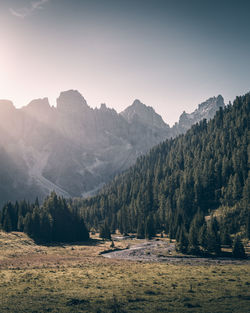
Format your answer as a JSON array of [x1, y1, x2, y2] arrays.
[[0, 0, 250, 125]]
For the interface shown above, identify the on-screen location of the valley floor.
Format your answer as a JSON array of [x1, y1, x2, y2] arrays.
[[0, 231, 249, 313]]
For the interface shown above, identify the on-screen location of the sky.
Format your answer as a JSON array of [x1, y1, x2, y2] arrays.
[[0, 0, 250, 125]]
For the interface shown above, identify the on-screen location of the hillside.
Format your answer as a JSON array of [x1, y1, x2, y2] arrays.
[[75, 93, 250, 240]]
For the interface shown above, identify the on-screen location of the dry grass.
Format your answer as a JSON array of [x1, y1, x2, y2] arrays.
[[0, 231, 249, 313]]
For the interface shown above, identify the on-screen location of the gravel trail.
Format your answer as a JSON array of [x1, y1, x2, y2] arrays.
[[103, 240, 249, 265]]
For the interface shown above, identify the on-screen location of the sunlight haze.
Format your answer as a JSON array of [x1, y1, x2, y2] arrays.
[[0, 0, 250, 125]]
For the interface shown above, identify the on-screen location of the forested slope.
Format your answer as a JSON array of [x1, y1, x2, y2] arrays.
[[0, 192, 89, 243], [75, 93, 250, 241]]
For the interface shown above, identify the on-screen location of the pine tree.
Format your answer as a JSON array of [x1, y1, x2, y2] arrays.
[[176, 228, 188, 253], [247, 213, 250, 240], [220, 227, 232, 246], [23, 213, 33, 236], [111, 215, 117, 234], [198, 223, 208, 250], [35, 197, 39, 208], [99, 220, 111, 240], [3, 211, 12, 232], [40, 212, 53, 243], [145, 214, 156, 240], [17, 215, 24, 232], [31, 207, 41, 240], [207, 218, 221, 255], [137, 219, 145, 239], [232, 236, 246, 259], [188, 223, 200, 254]]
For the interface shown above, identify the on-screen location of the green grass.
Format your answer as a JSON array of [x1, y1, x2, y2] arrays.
[[0, 231, 249, 313]]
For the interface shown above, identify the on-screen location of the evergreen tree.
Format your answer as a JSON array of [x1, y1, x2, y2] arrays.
[[31, 207, 41, 240], [111, 215, 117, 234], [232, 236, 246, 258], [137, 219, 145, 239], [176, 228, 188, 253], [40, 212, 53, 243], [145, 214, 156, 239], [23, 213, 33, 236], [246, 213, 250, 240], [35, 197, 39, 208], [198, 223, 208, 250], [99, 220, 111, 240], [207, 218, 221, 255], [188, 223, 200, 254], [220, 227, 232, 246], [17, 215, 24, 232], [3, 211, 12, 232]]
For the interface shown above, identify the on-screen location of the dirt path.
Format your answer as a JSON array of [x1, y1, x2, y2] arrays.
[[103, 240, 250, 265]]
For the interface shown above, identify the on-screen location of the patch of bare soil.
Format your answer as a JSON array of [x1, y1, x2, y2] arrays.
[[103, 239, 250, 265]]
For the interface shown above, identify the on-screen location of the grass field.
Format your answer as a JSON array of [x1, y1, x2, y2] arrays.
[[0, 231, 249, 313]]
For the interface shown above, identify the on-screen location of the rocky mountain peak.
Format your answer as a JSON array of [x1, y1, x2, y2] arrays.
[[100, 103, 107, 110], [56, 90, 89, 113], [21, 98, 53, 125], [25, 98, 51, 111], [198, 95, 224, 111], [0, 100, 15, 113], [132, 99, 146, 107], [172, 95, 225, 136], [121, 99, 169, 129]]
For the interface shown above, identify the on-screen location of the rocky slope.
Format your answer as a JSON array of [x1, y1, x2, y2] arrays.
[[0, 91, 224, 204], [171, 95, 225, 136]]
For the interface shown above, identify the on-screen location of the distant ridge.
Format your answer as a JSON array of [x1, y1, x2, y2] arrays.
[[0, 91, 224, 204]]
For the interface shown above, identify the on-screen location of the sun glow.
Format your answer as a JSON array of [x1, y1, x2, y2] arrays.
[[0, 37, 13, 100]]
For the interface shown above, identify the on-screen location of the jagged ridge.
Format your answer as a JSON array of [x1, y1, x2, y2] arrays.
[[0, 91, 224, 204]]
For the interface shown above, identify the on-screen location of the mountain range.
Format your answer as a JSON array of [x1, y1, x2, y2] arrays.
[[0, 90, 224, 205]]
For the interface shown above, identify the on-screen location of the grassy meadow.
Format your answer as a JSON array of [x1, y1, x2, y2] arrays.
[[0, 231, 249, 313]]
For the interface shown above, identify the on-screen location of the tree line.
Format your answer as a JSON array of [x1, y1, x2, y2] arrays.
[[0, 192, 89, 243], [176, 209, 246, 258]]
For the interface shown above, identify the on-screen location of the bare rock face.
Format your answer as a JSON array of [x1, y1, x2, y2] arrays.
[[57, 90, 89, 113], [172, 95, 225, 136], [0, 92, 225, 204], [121, 99, 168, 130]]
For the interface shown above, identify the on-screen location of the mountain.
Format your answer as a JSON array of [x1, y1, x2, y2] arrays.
[[171, 95, 225, 136], [0, 91, 224, 204], [121, 99, 168, 129], [76, 93, 249, 239]]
